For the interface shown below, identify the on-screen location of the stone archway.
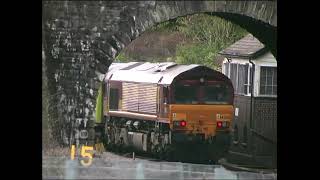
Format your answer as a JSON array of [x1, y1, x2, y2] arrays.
[[42, 1, 276, 145]]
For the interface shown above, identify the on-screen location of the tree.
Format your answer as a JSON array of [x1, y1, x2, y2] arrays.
[[174, 14, 247, 70], [116, 13, 248, 71]]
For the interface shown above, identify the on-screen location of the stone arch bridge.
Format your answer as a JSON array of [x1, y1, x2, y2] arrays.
[[42, 1, 277, 144]]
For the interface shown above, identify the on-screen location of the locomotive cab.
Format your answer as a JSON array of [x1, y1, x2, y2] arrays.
[[164, 66, 234, 145]]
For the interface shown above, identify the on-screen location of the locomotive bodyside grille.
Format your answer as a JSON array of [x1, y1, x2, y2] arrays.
[[122, 82, 157, 114]]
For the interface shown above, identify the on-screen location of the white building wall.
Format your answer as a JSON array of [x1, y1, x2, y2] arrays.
[[252, 52, 277, 97], [221, 52, 277, 97]]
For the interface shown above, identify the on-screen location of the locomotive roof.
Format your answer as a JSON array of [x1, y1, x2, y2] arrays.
[[104, 62, 203, 85]]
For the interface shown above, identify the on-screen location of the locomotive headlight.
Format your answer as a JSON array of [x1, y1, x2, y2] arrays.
[[217, 121, 229, 128], [180, 120, 187, 127], [173, 121, 180, 126], [200, 77, 204, 83], [173, 120, 187, 127], [217, 121, 223, 128], [222, 121, 227, 127]]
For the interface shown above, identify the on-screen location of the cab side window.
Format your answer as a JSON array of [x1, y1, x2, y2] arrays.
[[109, 88, 119, 110]]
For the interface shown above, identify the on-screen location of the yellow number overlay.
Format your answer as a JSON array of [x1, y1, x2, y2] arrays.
[[70, 145, 94, 167], [71, 145, 76, 160], [80, 146, 93, 167]]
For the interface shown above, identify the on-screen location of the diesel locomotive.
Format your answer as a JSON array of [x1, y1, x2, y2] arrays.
[[94, 62, 234, 161]]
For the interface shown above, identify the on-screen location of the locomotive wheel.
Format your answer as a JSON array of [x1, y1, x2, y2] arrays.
[[151, 143, 162, 159], [157, 145, 166, 160], [107, 126, 116, 151], [116, 137, 125, 153], [158, 144, 172, 161], [102, 122, 108, 148], [94, 125, 104, 144], [151, 144, 172, 160], [163, 145, 175, 161]]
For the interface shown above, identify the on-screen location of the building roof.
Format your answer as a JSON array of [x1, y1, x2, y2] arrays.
[[104, 62, 201, 85], [219, 34, 267, 58]]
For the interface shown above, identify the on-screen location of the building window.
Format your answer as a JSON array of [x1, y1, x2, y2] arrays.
[[244, 65, 252, 95], [237, 64, 245, 94], [109, 88, 119, 110], [260, 66, 277, 95], [230, 63, 237, 92], [224, 62, 251, 95], [224, 62, 229, 77]]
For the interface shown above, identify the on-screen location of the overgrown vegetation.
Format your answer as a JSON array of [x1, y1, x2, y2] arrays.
[[116, 13, 248, 71]]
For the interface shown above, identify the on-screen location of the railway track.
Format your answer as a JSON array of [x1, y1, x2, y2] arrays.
[[42, 151, 277, 179]]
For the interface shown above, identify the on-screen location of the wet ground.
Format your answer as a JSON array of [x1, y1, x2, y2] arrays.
[[42, 151, 277, 179]]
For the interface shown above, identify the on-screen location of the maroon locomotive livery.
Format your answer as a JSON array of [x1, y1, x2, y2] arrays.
[[95, 62, 234, 162]]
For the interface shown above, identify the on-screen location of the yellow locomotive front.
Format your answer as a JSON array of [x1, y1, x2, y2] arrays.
[[169, 80, 234, 141], [169, 105, 233, 162], [170, 104, 233, 142], [165, 75, 234, 161]]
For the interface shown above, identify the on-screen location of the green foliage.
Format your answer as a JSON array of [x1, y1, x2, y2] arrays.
[[176, 14, 247, 46], [175, 43, 219, 69], [116, 13, 248, 71], [173, 14, 247, 70], [148, 19, 182, 32], [115, 52, 130, 62]]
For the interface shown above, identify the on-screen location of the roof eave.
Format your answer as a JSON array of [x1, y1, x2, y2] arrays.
[[218, 47, 268, 60]]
